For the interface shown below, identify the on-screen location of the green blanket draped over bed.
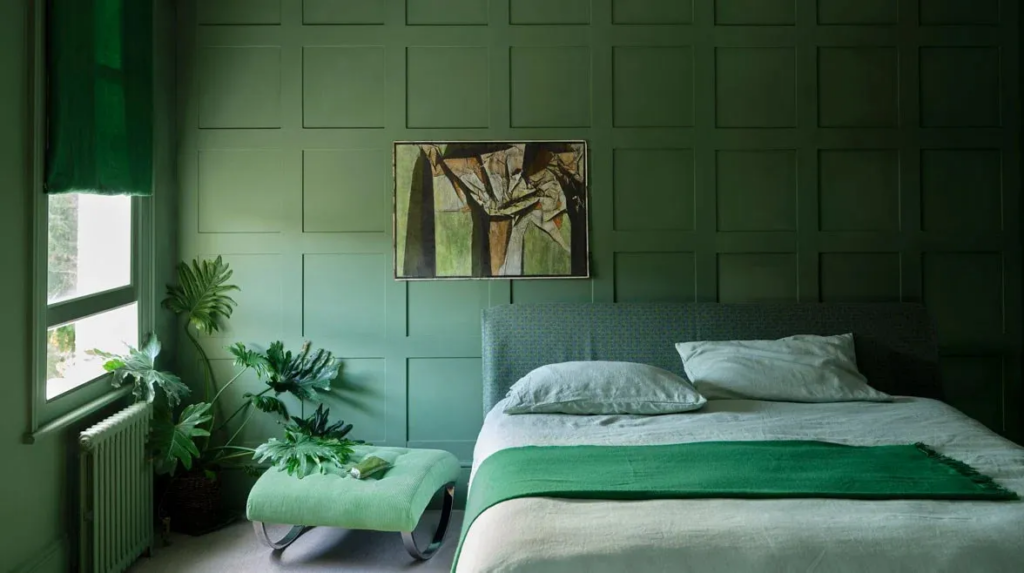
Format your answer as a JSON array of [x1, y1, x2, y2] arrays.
[[452, 440, 1018, 572]]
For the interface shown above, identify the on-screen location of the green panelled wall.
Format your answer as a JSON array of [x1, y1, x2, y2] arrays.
[[177, 0, 1022, 504]]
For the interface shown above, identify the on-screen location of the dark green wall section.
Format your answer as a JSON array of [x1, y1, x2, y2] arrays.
[[177, 0, 1022, 503], [0, 4, 67, 569]]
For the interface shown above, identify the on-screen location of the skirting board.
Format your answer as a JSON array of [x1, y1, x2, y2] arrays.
[[13, 537, 67, 573]]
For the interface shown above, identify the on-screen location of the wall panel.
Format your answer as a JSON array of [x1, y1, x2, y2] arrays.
[[177, 0, 1023, 497]]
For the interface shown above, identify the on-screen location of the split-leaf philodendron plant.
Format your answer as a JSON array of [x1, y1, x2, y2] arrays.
[[96, 256, 359, 480]]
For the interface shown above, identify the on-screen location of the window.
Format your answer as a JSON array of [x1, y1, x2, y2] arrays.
[[28, 0, 154, 439], [44, 194, 139, 399]]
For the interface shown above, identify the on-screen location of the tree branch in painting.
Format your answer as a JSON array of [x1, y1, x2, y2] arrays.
[[395, 141, 588, 279]]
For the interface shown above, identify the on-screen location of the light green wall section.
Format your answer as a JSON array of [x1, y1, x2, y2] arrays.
[[176, 0, 1022, 511], [0, 1, 178, 570]]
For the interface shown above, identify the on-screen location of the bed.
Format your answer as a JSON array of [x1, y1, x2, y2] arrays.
[[456, 303, 1024, 573]]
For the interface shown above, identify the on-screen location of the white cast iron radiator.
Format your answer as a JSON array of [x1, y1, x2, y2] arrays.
[[79, 402, 153, 573]]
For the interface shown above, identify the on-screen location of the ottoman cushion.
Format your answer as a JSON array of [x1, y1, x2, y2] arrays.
[[246, 446, 460, 532]]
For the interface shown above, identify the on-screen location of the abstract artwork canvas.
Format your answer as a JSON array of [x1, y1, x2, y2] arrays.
[[394, 141, 589, 280]]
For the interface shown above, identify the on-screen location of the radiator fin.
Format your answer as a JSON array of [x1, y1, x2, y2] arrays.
[[80, 401, 153, 573]]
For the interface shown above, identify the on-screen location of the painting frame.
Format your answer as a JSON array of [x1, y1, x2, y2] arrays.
[[392, 140, 590, 281]]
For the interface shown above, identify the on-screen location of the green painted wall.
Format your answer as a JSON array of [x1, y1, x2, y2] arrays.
[[176, 0, 1022, 505], [0, 1, 70, 569], [0, 1, 178, 570]]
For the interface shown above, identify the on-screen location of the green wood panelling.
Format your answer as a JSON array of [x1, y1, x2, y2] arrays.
[[715, 48, 797, 128], [939, 356, 1005, 432], [614, 252, 696, 302], [612, 0, 693, 24], [920, 0, 1000, 26], [817, 0, 897, 25], [716, 0, 795, 26], [510, 46, 592, 127], [303, 47, 386, 128], [818, 47, 898, 128], [510, 0, 591, 25], [407, 0, 488, 26], [303, 254, 388, 339], [613, 46, 694, 127], [819, 253, 901, 303], [718, 253, 799, 303], [818, 150, 900, 231], [919, 47, 1001, 128], [716, 150, 797, 231], [511, 280, 593, 304], [199, 0, 282, 25], [197, 47, 281, 128], [303, 149, 388, 232], [198, 149, 289, 232], [176, 0, 1023, 489], [407, 358, 483, 443], [614, 149, 695, 231], [921, 149, 1003, 232], [303, 0, 387, 25], [406, 47, 490, 128]]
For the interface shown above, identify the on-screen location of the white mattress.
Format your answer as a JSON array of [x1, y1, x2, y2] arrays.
[[458, 398, 1024, 573]]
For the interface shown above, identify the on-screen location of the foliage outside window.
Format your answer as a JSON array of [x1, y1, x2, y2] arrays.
[[44, 194, 138, 399]]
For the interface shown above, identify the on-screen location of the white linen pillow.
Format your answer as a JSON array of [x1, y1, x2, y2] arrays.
[[674, 333, 892, 403], [503, 361, 707, 415]]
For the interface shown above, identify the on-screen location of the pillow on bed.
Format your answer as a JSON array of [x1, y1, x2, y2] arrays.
[[503, 361, 707, 415], [674, 333, 892, 403]]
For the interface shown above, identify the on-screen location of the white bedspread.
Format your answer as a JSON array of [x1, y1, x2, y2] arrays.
[[458, 398, 1024, 573]]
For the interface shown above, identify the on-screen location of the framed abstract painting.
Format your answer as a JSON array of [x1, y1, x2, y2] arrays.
[[393, 141, 589, 280]]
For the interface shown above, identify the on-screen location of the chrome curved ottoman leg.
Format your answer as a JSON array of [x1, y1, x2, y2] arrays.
[[253, 521, 309, 550], [401, 483, 455, 561]]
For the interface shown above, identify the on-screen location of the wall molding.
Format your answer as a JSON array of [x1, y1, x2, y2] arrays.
[[14, 536, 67, 573]]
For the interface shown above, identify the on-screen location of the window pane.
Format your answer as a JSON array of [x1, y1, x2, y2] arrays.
[[46, 303, 138, 399], [47, 193, 132, 304]]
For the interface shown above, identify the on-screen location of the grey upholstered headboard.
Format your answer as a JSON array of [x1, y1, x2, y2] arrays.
[[481, 303, 942, 413]]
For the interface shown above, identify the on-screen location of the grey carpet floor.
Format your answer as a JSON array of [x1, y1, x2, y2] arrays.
[[129, 511, 463, 573]]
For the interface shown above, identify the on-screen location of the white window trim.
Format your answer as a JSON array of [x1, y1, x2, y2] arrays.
[[25, 0, 156, 443]]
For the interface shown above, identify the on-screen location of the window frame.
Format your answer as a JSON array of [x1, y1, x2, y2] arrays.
[[26, 0, 155, 441]]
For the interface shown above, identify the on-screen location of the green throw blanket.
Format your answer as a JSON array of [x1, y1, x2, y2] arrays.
[[452, 440, 1018, 572]]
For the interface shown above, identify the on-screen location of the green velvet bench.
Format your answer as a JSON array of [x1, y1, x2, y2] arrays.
[[246, 446, 460, 560]]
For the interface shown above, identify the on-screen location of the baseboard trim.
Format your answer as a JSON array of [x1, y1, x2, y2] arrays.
[[13, 536, 67, 573]]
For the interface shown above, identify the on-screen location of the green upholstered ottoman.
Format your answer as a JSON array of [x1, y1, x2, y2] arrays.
[[246, 446, 460, 560]]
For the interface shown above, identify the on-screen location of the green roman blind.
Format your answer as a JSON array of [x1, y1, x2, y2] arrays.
[[45, 0, 153, 196]]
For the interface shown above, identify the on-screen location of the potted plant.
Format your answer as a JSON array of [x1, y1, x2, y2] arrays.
[[100, 333, 359, 532], [98, 257, 359, 534]]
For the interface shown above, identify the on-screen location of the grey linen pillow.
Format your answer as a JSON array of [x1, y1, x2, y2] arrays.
[[503, 361, 707, 415], [675, 333, 892, 403]]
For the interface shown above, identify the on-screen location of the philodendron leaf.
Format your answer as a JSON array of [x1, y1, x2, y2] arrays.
[[151, 402, 212, 476], [253, 432, 355, 479], [91, 334, 190, 407], [287, 404, 353, 440], [263, 341, 341, 401], [229, 342, 270, 379], [162, 255, 239, 335], [246, 393, 289, 418]]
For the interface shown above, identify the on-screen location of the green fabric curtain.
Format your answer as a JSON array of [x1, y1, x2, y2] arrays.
[[45, 0, 153, 196]]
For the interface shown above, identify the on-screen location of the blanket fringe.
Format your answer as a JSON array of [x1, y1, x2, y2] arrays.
[[913, 443, 1019, 500]]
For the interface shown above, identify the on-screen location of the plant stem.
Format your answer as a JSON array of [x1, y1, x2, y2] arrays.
[[205, 445, 257, 453], [184, 323, 223, 449], [211, 451, 257, 463], [210, 366, 249, 406], [183, 323, 216, 403], [213, 387, 271, 435], [223, 405, 256, 449]]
